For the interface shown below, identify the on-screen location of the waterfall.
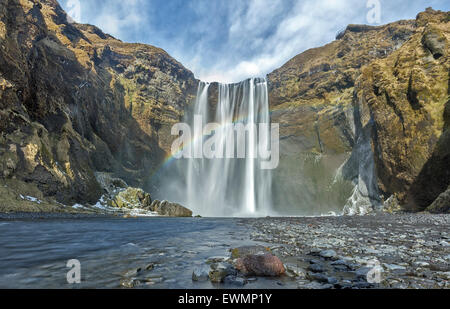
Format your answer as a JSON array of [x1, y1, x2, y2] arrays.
[[168, 78, 274, 217]]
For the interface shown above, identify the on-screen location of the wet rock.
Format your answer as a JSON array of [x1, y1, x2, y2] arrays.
[[145, 263, 155, 271], [307, 272, 337, 285], [285, 263, 307, 279], [355, 267, 371, 279], [209, 263, 234, 283], [230, 246, 271, 259], [224, 275, 247, 287], [235, 253, 285, 277], [120, 278, 141, 288], [123, 267, 143, 277], [309, 259, 321, 264], [319, 250, 337, 259], [192, 265, 210, 282], [206, 256, 229, 265], [331, 259, 354, 270], [308, 264, 325, 273]]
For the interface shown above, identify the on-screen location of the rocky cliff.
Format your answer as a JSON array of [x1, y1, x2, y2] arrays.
[[268, 8, 449, 214], [0, 0, 197, 211]]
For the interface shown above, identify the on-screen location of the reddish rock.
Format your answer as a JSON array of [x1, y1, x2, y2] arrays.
[[235, 253, 285, 277]]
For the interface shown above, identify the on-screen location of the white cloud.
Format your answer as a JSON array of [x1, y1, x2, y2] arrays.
[[62, 0, 450, 83]]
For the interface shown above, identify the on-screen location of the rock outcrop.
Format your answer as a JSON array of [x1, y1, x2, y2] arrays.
[[0, 0, 197, 210]]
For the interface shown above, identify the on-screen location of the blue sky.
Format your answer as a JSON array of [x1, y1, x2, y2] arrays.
[[61, 0, 449, 83]]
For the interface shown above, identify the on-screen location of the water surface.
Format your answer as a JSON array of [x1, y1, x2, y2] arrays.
[[0, 216, 295, 289]]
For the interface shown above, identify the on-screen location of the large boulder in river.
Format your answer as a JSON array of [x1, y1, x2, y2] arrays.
[[149, 200, 193, 217], [235, 253, 285, 277], [111, 187, 152, 209]]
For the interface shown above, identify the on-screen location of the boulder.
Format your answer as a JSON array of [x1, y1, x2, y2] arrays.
[[209, 263, 235, 283], [111, 187, 152, 209], [426, 186, 450, 213], [235, 253, 285, 277], [150, 200, 193, 217]]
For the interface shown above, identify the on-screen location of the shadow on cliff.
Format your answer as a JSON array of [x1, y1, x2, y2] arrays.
[[405, 72, 450, 211]]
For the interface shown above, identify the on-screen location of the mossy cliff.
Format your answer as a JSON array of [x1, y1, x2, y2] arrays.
[[0, 0, 197, 211], [267, 8, 449, 213]]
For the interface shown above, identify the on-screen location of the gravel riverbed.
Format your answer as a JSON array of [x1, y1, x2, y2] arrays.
[[242, 213, 450, 289]]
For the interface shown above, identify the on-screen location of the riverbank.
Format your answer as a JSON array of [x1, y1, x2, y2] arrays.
[[1, 212, 449, 289], [243, 213, 450, 289]]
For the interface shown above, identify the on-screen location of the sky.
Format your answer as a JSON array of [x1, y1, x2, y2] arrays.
[[61, 0, 449, 83]]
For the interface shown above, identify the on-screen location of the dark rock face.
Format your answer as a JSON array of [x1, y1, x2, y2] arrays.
[[0, 0, 197, 209]]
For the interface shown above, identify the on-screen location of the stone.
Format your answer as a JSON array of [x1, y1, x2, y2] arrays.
[[285, 263, 307, 279], [205, 256, 229, 264], [235, 253, 285, 277], [111, 187, 152, 209], [355, 267, 371, 279], [427, 186, 450, 213], [223, 275, 247, 287], [120, 278, 141, 288], [319, 250, 337, 259], [150, 200, 193, 217], [307, 273, 337, 285], [308, 264, 325, 273], [209, 263, 234, 283]]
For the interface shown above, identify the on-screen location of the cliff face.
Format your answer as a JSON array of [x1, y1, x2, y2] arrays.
[[0, 0, 197, 209], [267, 8, 449, 213], [356, 9, 449, 212]]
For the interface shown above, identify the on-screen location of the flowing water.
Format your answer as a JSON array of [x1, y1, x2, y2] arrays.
[[163, 78, 274, 217], [0, 216, 295, 289]]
